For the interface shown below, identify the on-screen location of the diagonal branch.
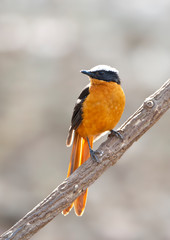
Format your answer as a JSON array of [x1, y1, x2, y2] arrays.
[[1, 79, 170, 240]]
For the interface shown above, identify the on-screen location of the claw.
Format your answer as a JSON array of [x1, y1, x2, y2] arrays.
[[108, 130, 123, 141], [90, 149, 102, 163], [87, 137, 103, 163]]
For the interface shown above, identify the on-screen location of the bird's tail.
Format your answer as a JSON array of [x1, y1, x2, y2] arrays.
[[62, 132, 93, 216]]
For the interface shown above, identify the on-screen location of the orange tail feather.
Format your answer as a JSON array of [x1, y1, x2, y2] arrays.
[[74, 137, 93, 216], [62, 133, 93, 216], [62, 132, 82, 216]]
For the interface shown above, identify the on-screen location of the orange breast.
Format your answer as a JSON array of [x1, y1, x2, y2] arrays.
[[77, 79, 125, 138]]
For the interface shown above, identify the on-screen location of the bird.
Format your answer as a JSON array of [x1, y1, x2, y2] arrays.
[[62, 65, 125, 216]]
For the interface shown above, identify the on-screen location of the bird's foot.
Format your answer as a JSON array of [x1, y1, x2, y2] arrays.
[[90, 149, 103, 163], [108, 130, 123, 141]]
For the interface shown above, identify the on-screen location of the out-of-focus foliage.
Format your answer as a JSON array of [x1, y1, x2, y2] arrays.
[[0, 0, 170, 239]]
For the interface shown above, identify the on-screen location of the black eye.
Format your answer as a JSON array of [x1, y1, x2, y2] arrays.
[[98, 71, 104, 76]]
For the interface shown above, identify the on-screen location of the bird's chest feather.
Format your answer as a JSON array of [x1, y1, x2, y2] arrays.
[[77, 81, 125, 137]]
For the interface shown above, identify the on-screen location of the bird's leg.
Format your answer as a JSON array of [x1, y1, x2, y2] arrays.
[[108, 129, 123, 140], [87, 137, 102, 163]]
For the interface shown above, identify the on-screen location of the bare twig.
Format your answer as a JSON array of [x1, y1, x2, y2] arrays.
[[1, 79, 170, 240]]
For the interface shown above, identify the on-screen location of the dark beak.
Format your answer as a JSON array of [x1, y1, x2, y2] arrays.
[[80, 70, 93, 77]]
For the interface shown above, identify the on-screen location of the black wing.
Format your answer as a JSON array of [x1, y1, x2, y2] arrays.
[[66, 84, 90, 146], [71, 85, 89, 130]]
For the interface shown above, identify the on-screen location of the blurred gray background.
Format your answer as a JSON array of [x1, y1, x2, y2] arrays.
[[0, 0, 170, 239]]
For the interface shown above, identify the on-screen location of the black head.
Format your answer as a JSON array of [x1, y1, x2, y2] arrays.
[[81, 65, 120, 84]]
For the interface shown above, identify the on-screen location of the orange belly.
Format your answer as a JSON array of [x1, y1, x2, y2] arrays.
[[77, 79, 125, 138]]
